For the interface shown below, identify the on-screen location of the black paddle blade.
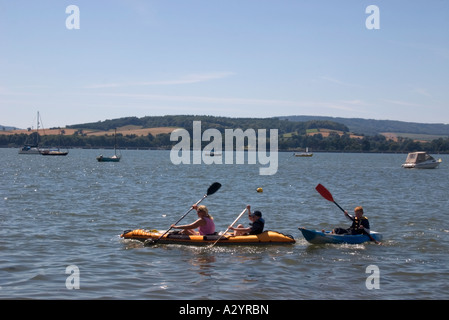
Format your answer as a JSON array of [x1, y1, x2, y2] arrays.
[[315, 183, 334, 202], [206, 182, 221, 196]]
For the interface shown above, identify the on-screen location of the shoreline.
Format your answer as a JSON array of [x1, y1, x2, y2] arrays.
[[3, 146, 446, 154]]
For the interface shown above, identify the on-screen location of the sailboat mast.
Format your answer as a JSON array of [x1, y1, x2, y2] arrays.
[[114, 128, 117, 156], [36, 111, 40, 146]]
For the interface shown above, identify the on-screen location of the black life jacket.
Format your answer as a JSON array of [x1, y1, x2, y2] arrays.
[[350, 216, 369, 233]]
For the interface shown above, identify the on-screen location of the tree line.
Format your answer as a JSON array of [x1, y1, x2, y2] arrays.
[[2, 115, 449, 152], [3, 129, 449, 153], [279, 132, 449, 153]]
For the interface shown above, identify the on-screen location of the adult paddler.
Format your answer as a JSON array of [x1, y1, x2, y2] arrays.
[[171, 204, 215, 235]]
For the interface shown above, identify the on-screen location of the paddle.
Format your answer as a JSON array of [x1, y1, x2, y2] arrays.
[[210, 207, 248, 247], [144, 182, 222, 246], [315, 183, 380, 244]]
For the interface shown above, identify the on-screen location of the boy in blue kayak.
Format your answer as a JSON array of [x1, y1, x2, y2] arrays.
[[333, 206, 370, 235], [230, 205, 265, 236]]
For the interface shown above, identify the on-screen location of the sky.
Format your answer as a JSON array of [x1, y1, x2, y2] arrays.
[[1, 0, 448, 129]]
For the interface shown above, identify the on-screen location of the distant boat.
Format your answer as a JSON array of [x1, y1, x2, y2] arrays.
[[205, 149, 222, 157], [97, 129, 121, 162], [294, 147, 313, 157], [19, 144, 41, 155], [18, 111, 42, 155], [40, 129, 69, 156], [96, 154, 120, 162], [40, 148, 69, 156], [401, 151, 441, 169]]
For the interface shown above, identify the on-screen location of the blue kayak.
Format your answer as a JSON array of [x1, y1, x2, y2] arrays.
[[298, 227, 382, 244]]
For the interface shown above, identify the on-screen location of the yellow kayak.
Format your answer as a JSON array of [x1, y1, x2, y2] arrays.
[[121, 229, 295, 246]]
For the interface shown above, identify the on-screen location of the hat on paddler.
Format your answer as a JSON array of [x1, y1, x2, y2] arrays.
[[250, 210, 262, 217]]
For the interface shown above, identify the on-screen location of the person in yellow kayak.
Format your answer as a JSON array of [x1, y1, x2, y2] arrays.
[[230, 205, 265, 236], [171, 204, 216, 235], [332, 206, 370, 235]]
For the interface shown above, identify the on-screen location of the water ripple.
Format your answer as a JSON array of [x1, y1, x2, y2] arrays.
[[1, 149, 448, 299]]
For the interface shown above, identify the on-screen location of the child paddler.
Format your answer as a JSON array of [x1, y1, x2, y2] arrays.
[[332, 206, 370, 235]]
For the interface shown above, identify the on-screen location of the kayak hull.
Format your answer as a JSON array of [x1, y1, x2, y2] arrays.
[[121, 229, 295, 246], [298, 227, 382, 244]]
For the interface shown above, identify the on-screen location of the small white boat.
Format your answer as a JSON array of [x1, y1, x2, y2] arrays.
[[18, 145, 41, 154], [401, 151, 441, 169], [294, 147, 313, 157], [205, 151, 222, 157]]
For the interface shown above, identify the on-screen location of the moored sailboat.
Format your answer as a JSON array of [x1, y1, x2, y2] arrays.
[[97, 128, 121, 162], [40, 129, 69, 156], [294, 147, 313, 157], [18, 112, 42, 155], [40, 148, 69, 156]]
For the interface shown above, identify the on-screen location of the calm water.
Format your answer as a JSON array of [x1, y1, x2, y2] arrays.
[[1, 148, 448, 300]]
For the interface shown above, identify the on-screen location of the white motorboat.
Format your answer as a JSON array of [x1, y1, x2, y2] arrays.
[[18, 145, 41, 154], [402, 151, 441, 169]]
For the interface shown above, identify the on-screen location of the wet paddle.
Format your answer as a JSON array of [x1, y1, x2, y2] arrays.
[[315, 183, 346, 212], [144, 182, 222, 246], [315, 184, 380, 244], [210, 207, 248, 247]]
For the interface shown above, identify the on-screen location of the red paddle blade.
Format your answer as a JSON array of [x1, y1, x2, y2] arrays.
[[315, 184, 334, 202]]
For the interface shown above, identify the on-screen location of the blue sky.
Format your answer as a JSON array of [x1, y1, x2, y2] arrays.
[[1, 0, 448, 128]]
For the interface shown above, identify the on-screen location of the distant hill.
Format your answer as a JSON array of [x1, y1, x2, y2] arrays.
[[280, 116, 449, 137], [5, 115, 449, 138], [67, 115, 350, 134], [0, 125, 21, 131], [67, 115, 449, 137]]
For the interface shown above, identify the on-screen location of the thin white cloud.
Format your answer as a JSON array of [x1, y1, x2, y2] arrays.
[[93, 92, 308, 107], [86, 72, 235, 89], [413, 88, 432, 98], [93, 92, 370, 115], [320, 76, 363, 88], [382, 99, 422, 107], [389, 40, 449, 60], [339, 99, 367, 106]]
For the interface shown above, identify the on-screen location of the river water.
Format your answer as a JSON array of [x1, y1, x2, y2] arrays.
[[1, 148, 448, 300]]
